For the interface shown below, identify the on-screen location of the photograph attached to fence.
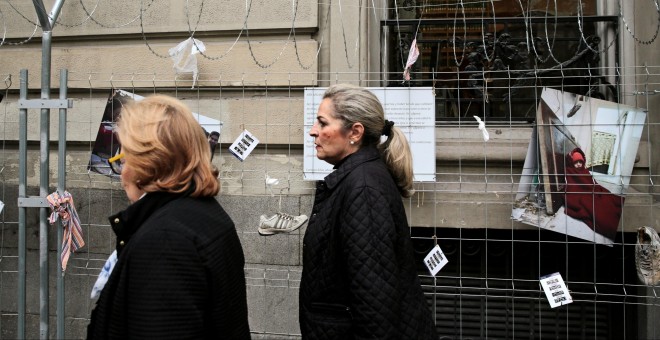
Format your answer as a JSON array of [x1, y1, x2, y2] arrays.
[[87, 89, 223, 178], [512, 88, 646, 245]]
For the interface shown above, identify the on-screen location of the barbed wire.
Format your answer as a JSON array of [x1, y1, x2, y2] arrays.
[[0, 6, 38, 46], [50, 0, 100, 28], [1, 0, 657, 70], [244, 0, 294, 69], [139, 0, 169, 59], [189, 0, 246, 61], [574, 0, 619, 55], [3, 0, 40, 26], [526, 0, 561, 65], [619, 0, 660, 45], [451, 1, 468, 67], [337, 0, 356, 69], [293, 0, 329, 70], [478, 0, 497, 63], [185, 0, 203, 35], [82, 0, 158, 29]]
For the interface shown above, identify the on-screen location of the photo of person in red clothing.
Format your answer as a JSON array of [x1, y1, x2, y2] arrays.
[[570, 149, 585, 169], [513, 88, 646, 245], [563, 147, 623, 242]]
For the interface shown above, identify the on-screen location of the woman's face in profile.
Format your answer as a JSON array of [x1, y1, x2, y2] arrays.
[[309, 98, 354, 165]]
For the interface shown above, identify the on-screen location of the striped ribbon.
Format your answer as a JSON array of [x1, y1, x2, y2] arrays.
[[47, 191, 85, 272]]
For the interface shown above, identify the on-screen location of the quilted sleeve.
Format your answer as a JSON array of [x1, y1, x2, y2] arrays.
[[340, 185, 401, 339]]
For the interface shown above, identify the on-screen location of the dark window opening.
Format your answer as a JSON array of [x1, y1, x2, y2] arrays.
[[410, 228, 644, 339]]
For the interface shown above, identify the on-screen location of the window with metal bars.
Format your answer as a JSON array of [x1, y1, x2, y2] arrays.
[[383, 0, 617, 122]]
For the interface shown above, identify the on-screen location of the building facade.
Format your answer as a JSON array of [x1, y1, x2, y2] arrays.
[[0, 0, 658, 338]]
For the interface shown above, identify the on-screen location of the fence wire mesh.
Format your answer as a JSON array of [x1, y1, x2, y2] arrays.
[[0, 0, 659, 338]]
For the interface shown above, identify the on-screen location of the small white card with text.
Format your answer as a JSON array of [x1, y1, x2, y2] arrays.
[[228, 130, 259, 161], [424, 244, 449, 276], [0, 200, 4, 214], [540, 272, 573, 308]]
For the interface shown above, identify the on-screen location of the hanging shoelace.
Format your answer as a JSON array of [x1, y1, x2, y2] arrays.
[[47, 191, 85, 272]]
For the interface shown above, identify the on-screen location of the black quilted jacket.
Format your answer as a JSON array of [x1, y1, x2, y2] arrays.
[[87, 190, 250, 339], [300, 147, 437, 339]]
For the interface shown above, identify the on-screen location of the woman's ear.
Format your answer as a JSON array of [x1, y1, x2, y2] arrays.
[[350, 122, 364, 142]]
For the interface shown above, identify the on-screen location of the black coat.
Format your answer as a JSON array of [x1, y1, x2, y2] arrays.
[[87, 190, 250, 340], [300, 147, 437, 339]]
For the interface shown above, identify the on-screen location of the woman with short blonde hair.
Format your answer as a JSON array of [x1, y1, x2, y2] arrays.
[[116, 94, 219, 197], [88, 95, 250, 339]]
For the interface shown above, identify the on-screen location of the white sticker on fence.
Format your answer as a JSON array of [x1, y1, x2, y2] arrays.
[[424, 244, 448, 276], [229, 130, 259, 161], [540, 272, 573, 308], [0, 200, 4, 214]]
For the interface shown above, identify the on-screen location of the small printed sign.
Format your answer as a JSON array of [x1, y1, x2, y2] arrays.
[[540, 272, 573, 308], [0, 200, 4, 214], [424, 244, 449, 276], [228, 130, 259, 161]]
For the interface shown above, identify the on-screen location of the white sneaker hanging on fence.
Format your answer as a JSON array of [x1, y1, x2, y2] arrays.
[[258, 212, 308, 236]]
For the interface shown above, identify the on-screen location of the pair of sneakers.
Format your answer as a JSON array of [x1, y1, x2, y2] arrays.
[[258, 212, 308, 236]]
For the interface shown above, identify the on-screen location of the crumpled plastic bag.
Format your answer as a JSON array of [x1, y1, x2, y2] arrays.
[[168, 37, 206, 88]]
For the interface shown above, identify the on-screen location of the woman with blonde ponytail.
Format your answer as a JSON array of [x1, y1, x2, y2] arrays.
[[302, 84, 436, 339], [378, 120, 414, 197]]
